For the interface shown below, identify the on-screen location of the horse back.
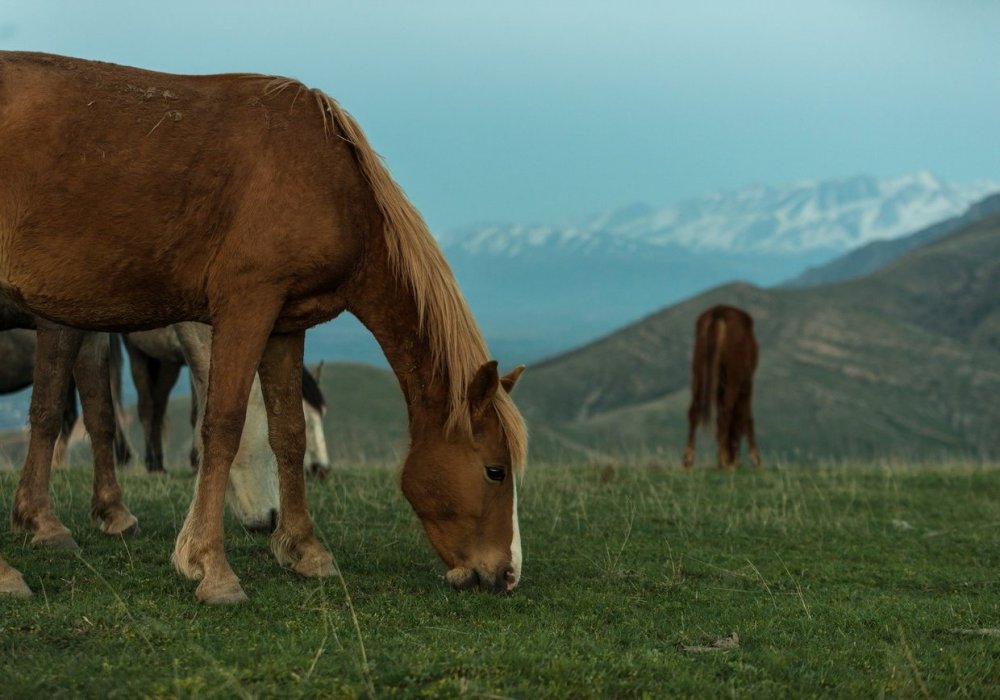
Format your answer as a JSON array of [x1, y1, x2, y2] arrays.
[[0, 52, 373, 331]]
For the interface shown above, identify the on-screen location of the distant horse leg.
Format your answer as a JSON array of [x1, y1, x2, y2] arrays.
[[188, 373, 200, 471], [12, 323, 84, 549], [107, 337, 133, 466], [716, 385, 739, 470], [127, 346, 166, 472], [50, 376, 79, 468], [172, 307, 277, 604], [76, 333, 139, 536], [683, 402, 699, 469], [743, 384, 761, 468], [259, 331, 334, 578], [0, 554, 31, 597], [150, 361, 181, 471]]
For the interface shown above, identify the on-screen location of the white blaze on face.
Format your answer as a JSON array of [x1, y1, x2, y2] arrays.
[[509, 477, 522, 589], [302, 401, 330, 472]]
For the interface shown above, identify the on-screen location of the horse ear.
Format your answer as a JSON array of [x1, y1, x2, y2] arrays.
[[468, 361, 500, 418], [314, 360, 324, 381], [500, 365, 525, 394]]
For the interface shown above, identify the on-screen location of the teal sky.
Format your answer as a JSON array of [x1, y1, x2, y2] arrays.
[[3, 0, 998, 231]]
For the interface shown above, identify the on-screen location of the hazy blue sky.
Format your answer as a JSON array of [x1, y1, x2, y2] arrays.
[[3, 1, 998, 231]]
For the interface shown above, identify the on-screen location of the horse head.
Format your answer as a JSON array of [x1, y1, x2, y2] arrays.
[[401, 362, 525, 593]]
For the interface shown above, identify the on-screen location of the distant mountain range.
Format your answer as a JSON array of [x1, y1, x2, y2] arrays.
[[442, 172, 998, 360], [439, 170, 997, 257], [784, 192, 1000, 288]]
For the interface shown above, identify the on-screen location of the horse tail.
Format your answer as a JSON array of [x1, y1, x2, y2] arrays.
[[699, 315, 727, 426]]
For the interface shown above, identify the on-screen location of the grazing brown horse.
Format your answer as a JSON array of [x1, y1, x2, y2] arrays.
[[682, 305, 760, 470], [0, 51, 527, 602]]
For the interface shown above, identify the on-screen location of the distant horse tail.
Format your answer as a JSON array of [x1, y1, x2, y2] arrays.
[[698, 314, 727, 427]]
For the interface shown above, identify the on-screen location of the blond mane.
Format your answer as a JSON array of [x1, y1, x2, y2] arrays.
[[273, 84, 527, 470]]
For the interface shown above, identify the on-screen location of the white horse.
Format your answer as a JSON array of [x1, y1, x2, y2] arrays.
[[125, 323, 331, 531]]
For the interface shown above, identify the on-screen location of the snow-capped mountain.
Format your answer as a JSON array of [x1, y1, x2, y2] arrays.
[[439, 172, 999, 257]]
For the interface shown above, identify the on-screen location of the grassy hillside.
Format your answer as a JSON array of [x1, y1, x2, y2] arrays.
[[3, 462, 999, 697]]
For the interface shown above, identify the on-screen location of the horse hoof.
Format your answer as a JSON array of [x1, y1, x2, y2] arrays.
[[294, 551, 336, 578], [0, 570, 32, 598], [32, 529, 80, 551], [195, 577, 248, 605], [98, 510, 140, 538]]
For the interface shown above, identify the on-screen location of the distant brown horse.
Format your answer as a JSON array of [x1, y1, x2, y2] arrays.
[[682, 305, 760, 470], [0, 51, 526, 603]]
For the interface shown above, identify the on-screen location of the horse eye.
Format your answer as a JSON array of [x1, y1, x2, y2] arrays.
[[485, 466, 506, 483]]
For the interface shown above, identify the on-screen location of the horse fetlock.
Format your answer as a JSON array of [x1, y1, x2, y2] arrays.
[[172, 529, 207, 580]]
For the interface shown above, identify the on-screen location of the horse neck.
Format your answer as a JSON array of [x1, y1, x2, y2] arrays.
[[347, 245, 453, 431]]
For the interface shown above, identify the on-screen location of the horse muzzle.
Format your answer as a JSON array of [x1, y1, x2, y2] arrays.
[[446, 562, 518, 593]]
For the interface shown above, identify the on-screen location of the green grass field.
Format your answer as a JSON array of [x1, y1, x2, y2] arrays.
[[2, 462, 999, 697]]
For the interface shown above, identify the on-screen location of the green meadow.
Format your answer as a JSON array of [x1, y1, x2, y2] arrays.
[[2, 461, 998, 697]]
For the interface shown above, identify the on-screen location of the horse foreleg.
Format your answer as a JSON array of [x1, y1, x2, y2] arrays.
[[259, 330, 335, 579], [12, 323, 83, 549], [76, 333, 139, 537], [171, 310, 275, 604], [0, 554, 31, 598]]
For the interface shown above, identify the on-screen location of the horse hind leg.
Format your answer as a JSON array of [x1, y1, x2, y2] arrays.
[[683, 402, 699, 469], [75, 333, 139, 537], [12, 323, 84, 549], [715, 386, 740, 470], [259, 331, 334, 579], [742, 389, 761, 468]]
